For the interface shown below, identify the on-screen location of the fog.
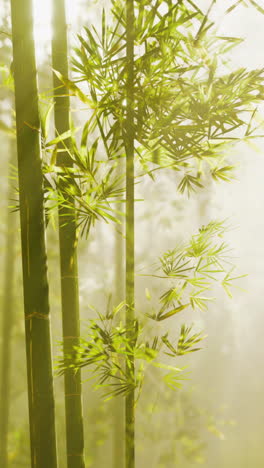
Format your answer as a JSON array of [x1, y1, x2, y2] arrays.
[[1, 1, 264, 467]]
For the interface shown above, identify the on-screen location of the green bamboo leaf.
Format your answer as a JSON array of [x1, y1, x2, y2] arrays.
[[157, 304, 190, 321], [50, 146, 57, 166], [249, 0, 264, 15], [161, 334, 178, 356], [112, 300, 126, 317], [40, 101, 54, 141], [53, 69, 96, 108], [211, 165, 236, 182], [46, 129, 72, 147]]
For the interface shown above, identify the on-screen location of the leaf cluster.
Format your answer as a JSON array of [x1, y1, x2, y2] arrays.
[[146, 220, 245, 321], [57, 221, 242, 400], [57, 300, 201, 399], [41, 115, 125, 236], [55, 0, 264, 195]]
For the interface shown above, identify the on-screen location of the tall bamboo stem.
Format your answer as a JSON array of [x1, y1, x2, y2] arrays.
[[10, 1, 57, 466], [125, 1, 135, 467], [113, 158, 125, 468], [0, 143, 16, 468], [51, 2, 85, 467]]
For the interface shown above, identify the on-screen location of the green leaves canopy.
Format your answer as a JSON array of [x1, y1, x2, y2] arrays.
[[60, 0, 264, 194]]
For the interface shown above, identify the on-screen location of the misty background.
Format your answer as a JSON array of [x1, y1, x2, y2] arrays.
[[1, 0, 264, 466]]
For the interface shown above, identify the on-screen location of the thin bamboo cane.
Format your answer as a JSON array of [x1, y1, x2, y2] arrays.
[[113, 158, 125, 468], [51, 1, 85, 467], [125, 1, 135, 467]]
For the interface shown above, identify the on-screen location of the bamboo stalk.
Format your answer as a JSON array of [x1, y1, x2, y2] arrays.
[[125, 1, 135, 467], [10, 1, 57, 466], [51, 2, 85, 467], [0, 143, 16, 468], [113, 158, 125, 468]]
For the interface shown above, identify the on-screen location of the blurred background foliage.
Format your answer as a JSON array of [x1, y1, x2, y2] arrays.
[[1, 0, 264, 467]]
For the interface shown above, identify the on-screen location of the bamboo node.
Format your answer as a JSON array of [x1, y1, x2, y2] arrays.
[[25, 312, 49, 321], [67, 454, 84, 457], [61, 275, 79, 279], [63, 336, 79, 339]]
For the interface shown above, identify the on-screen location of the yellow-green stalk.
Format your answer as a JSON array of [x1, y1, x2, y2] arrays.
[[10, 0, 57, 465], [51, 1, 85, 467], [125, 1, 135, 467]]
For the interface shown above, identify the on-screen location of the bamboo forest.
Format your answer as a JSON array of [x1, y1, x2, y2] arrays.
[[1, 0, 264, 467]]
